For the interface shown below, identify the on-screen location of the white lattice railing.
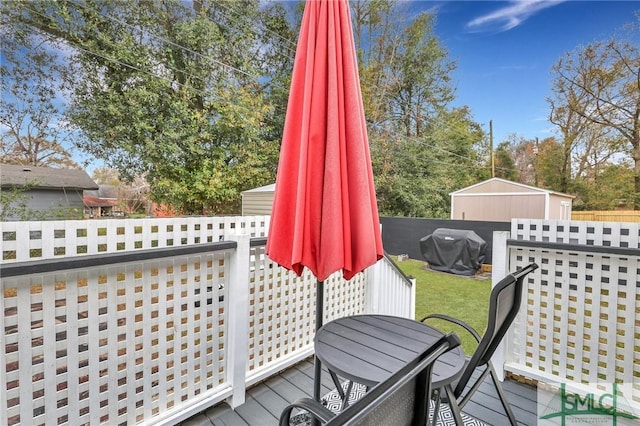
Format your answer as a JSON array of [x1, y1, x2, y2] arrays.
[[244, 244, 368, 389], [0, 216, 271, 263], [0, 218, 414, 426], [1, 242, 237, 426], [495, 219, 640, 408]]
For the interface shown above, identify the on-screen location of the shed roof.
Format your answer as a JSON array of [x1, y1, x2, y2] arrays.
[[242, 183, 275, 194], [450, 177, 574, 199], [0, 164, 98, 190]]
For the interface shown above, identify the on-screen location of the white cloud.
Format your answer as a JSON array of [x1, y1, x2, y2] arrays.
[[466, 0, 566, 32]]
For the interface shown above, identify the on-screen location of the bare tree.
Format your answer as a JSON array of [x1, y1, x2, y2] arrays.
[[550, 18, 640, 207], [0, 30, 78, 168], [91, 167, 151, 215]]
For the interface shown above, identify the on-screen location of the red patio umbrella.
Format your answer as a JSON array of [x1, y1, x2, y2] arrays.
[[265, 0, 384, 401]]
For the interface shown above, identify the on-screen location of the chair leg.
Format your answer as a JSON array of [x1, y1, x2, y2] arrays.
[[487, 365, 518, 426], [457, 368, 490, 410], [444, 384, 465, 426], [457, 365, 518, 425], [327, 370, 359, 410], [341, 380, 355, 410], [328, 370, 347, 404], [430, 388, 442, 426]]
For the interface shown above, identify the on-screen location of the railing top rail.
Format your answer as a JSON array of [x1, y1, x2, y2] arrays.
[[250, 236, 268, 247], [0, 240, 236, 278], [507, 239, 639, 257], [382, 252, 414, 286]]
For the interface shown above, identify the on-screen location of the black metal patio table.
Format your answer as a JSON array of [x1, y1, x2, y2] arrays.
[[314, 314, 466, 408]]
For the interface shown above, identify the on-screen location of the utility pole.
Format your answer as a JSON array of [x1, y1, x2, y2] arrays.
[[489, 120, 495, 178], [534, 137, 539, 187]]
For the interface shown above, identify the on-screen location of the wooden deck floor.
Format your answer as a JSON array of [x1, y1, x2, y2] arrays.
[[180, 358, 538, 426]]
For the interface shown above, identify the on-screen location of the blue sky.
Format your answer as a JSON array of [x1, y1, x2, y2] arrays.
[[408, 0, 639, 144]]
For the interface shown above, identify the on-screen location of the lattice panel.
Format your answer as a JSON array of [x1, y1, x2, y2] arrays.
[[246, 247, 366, 373], [512, 219, 640, 248], [322, 272, 366, 321], [1, 252, 229, 425], [1, 216, 270, 262], [507, 245, 640, 405], [247, 248, 315, 371]]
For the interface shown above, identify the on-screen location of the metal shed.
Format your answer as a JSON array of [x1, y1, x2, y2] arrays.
[[241, 183, 275, 215], [450, 178, 574, 222]]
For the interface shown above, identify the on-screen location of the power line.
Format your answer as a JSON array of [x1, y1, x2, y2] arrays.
[[52, 0, 493, 161], [376, 123, 489, 165], [389, 147, 517, 175], [192, 0, 490, 165], [59, 0, 292, 118], [10, 1, 500, 171], [66, 0, 256, 79], [213, 0, 298, 54], [12, 3, 278, 119]]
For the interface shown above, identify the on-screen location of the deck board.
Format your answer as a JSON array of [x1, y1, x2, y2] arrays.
[[180, 358, 538, 425], [247, 382, 291, 419], [460, 369, 538, 425], [233, 395, 279, 425]]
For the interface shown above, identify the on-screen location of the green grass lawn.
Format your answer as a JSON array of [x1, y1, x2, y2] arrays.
[[395, 259, 492, 355]]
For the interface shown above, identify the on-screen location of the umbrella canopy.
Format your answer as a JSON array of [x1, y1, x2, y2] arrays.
[[266, 0, 383, 283]]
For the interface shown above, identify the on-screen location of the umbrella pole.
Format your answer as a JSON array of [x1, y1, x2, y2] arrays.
[[313, 279, 324, 402]]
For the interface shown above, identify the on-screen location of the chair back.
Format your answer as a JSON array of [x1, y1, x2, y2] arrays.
[[454, 263, 538, 396], [326, 333, 461, 426]]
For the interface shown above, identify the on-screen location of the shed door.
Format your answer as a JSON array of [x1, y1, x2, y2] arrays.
[[560, 201, 571, 220]]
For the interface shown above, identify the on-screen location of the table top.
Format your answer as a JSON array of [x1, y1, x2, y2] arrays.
[[314, 314, 465, 388]]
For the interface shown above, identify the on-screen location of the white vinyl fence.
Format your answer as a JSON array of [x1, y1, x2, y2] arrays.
[[495, 219, 640, 409], [0, 216, 271, 263], [0, 217, 414, 426]]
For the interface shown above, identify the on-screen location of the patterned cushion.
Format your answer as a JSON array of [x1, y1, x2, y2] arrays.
[[288, 382, 487, 426]]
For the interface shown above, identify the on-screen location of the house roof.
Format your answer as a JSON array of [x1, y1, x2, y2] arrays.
[[449, 177, 575, 199], [83, 195, 118, 207], [85, 185, 118, 199], [0, 164, 98, 190]]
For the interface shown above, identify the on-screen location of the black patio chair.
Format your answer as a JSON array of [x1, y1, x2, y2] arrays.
[[420, 263, 538, 426], [279, 333, 461, 426]]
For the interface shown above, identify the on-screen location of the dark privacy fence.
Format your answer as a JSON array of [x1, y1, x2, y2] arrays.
[[380, 217, 510, 265]]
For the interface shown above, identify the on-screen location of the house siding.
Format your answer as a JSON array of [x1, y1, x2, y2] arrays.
[[3, 189, 85, 220], [1, 164, 98, 220]]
